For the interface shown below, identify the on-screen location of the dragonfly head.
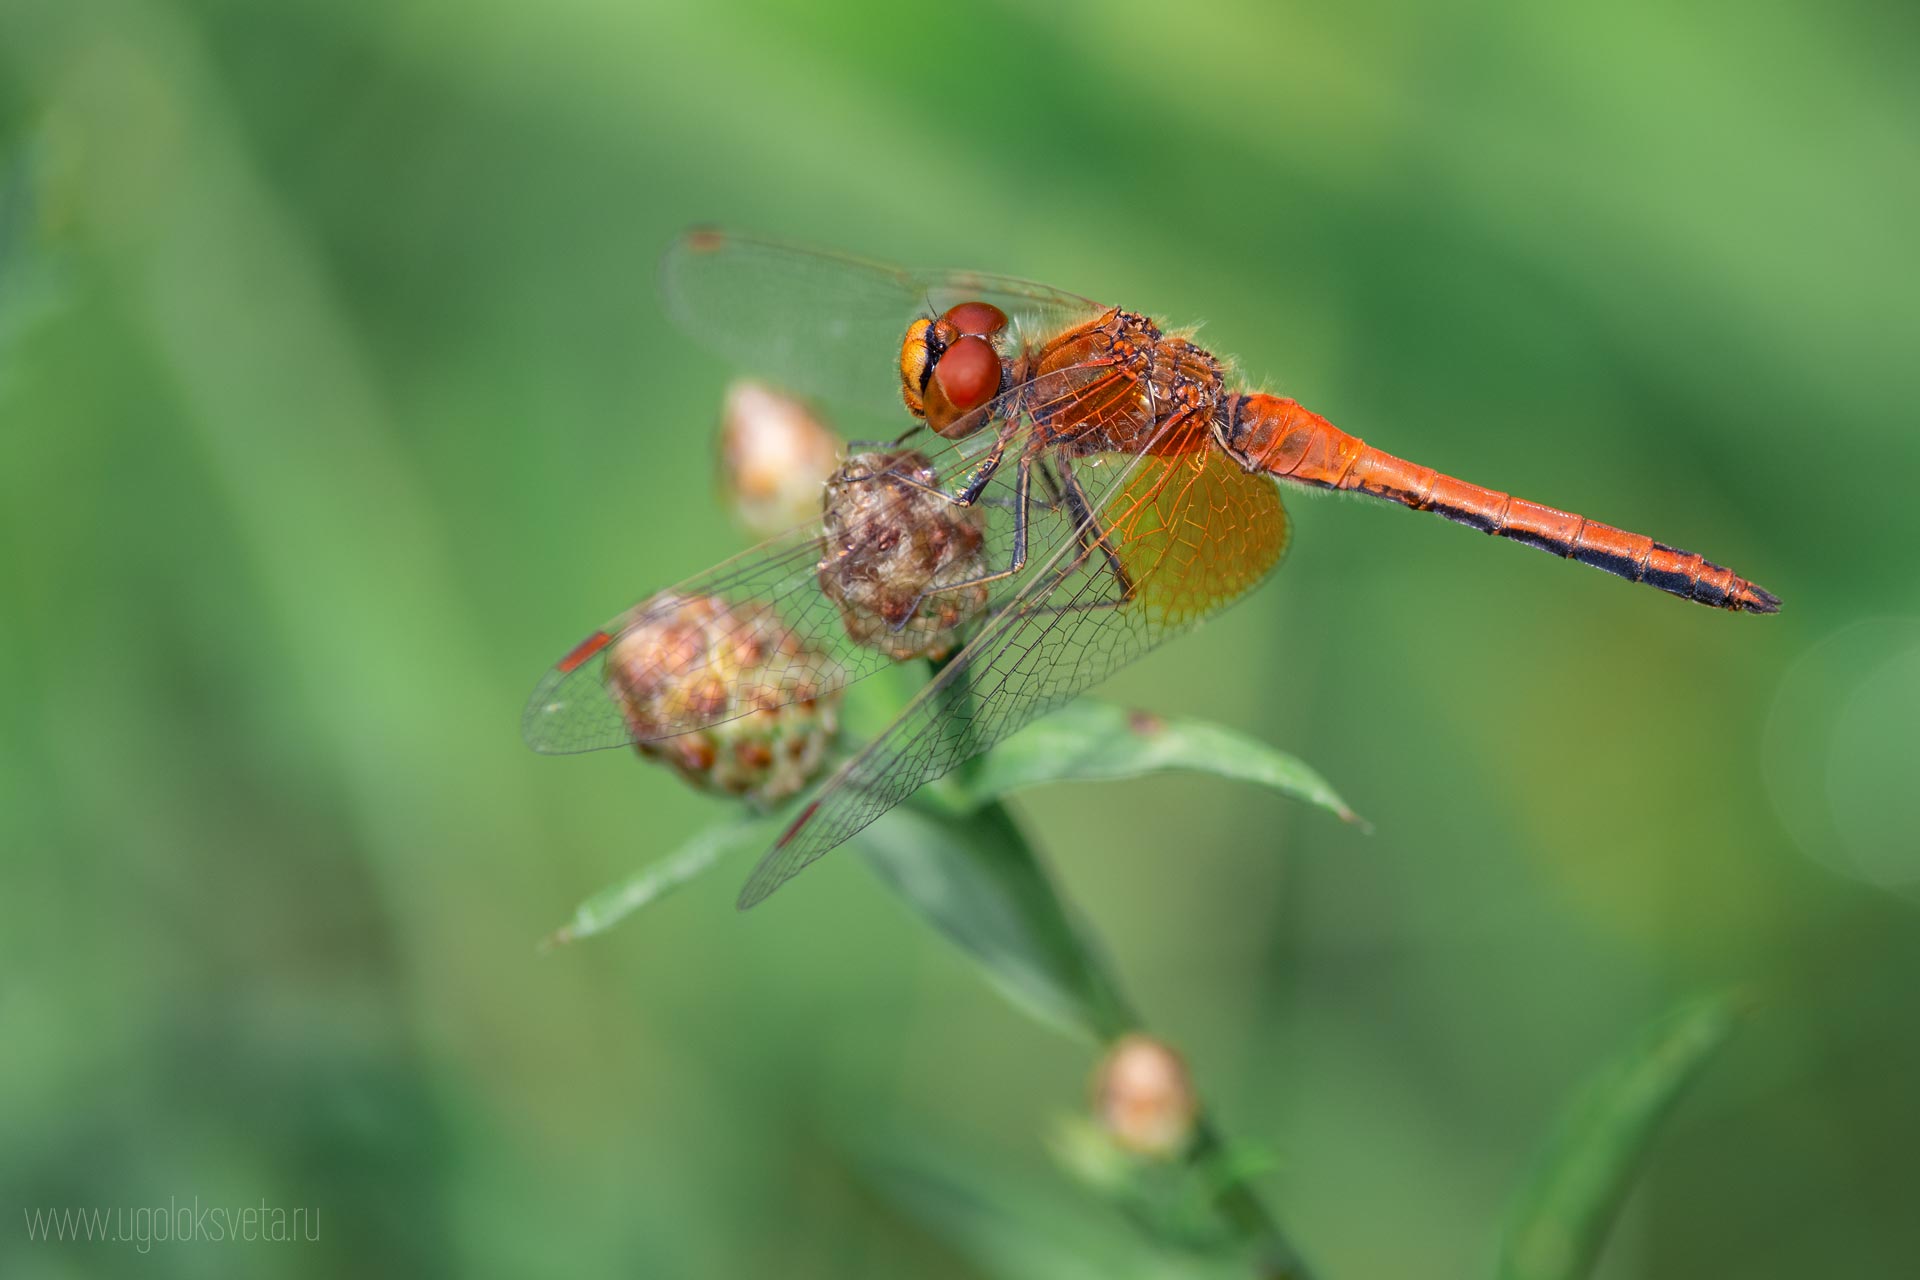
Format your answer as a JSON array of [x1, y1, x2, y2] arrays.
[[898, 302, 1010, 438]]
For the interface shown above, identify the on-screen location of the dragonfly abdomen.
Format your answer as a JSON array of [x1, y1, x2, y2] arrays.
[[1217, 392, 1779, 613]]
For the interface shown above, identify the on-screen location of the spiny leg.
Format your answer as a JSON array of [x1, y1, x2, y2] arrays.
[[886, 448, 1037, 635], [842, 429, 1012, 513], [1053, 452, 1137, 604], [978, 451, 1140, 626], [843, 423, 923, 452]]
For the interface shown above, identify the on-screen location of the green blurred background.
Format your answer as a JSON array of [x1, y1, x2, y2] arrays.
[[3, 0, 1916, 1274]]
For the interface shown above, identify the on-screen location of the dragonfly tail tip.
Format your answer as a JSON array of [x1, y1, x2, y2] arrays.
[[1739, 582, 1781, 614]]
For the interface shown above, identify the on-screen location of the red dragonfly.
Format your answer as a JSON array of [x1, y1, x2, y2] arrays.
[[527, 230, 1777, 908]]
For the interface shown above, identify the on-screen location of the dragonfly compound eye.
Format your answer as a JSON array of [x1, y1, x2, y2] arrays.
[[817, 450, 992, 661], [925, 335, 1002, 437], [602, 592, 841, 806], [940, 300, 1009, 337], [898, 317, 933, 418]]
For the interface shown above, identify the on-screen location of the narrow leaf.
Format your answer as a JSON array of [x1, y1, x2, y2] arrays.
[[543, 814, 766, 948], [1498, 993, 1744, 1280], [865, 1148, 1242, 1280], [873, 1158, 1130, 1280], [0, 133, 65, 394], [956, 701, 1365, 829], [855, 801, 1134, 1041]]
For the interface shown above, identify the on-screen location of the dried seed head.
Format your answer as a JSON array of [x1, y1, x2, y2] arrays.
[[718, 379, 842, 537], [1092, 1034, 1198, 1159], [816, 449, 992, 661], [603, 592, 840, 806]]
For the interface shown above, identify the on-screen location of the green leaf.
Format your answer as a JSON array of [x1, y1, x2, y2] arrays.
[[865, 1148, 1243, 1280], [1497, 993, 1745, 1280], [542, 813, 767, 948], [0, 132, 65, 395], [0, 133, 38, 285], [954, 701, 1366, 829], [854, 800, 1134, 1041], [874, 1159, 1133, 1280], [1047, 1115, 1254, 1256]]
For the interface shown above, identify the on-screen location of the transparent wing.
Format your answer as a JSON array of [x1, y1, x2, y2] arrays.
[[737, 443, 1293, 908], [661, 228, 1107, 418], [522, 361, 1151, 755], [522, 523, 856, 754]]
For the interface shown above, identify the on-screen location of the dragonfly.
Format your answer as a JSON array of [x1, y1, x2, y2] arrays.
[[526, 229, 1778, 908]]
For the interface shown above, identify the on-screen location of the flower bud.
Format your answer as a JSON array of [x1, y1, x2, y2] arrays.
[[603, 592, 840, 806], [816, 449, 992, 661], [1092, 1034, 1198, 1158], [717, 379, 842, 537]]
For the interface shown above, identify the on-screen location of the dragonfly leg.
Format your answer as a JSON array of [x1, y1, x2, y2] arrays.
[[885, 448, 1036, 635], [842, 436, 1007, 511], [854, 401, 1034, 510], [1053, 453, 1137, 604], [843, 423, 924, 453], [946, 453, 1137, 628]]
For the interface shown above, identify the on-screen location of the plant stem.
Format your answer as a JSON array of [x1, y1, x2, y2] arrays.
[[979, 799, 1316, 1279], [927, 653, 1316, 1277], [1189, 1109, 1315, 1280]]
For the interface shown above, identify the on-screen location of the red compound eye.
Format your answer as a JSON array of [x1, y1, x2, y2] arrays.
[[942, 301, 1009, 337], [933, 335, 1001, 413]]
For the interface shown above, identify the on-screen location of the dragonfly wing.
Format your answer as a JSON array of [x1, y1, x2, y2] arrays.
[[522, 522, 868, 754], [661, 229, 1105, 419], [524, 363, 1136, 755], [736, 443, 1293, 908]]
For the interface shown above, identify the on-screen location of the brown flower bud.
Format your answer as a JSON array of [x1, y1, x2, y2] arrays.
[[603, 592, 840, 806], [816, 449, 992, 661], [717, 379, 842, 537], [1092, 1034, 1198, 1158]]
